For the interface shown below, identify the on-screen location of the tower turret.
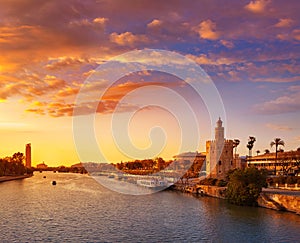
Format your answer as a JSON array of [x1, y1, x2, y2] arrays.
[[215, 117, 224, 141]]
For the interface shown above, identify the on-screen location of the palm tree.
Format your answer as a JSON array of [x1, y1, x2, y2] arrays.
[[246, 136, 256, 157], [270, 138, 285, 175], [256, 150, 260, 156], [233, 139, 240, 157]]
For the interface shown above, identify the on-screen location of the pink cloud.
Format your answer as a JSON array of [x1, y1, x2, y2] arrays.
[[266, 123, 292, 131], [253, 91, 300, 114]]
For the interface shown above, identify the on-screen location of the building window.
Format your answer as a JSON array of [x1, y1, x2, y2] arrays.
[[230, 160, 232, 165], [219, 161, 222, 165]]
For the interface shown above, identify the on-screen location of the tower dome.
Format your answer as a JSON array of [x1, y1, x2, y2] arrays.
[[215, 117, 224, 141], [217, 117, 223, 128]]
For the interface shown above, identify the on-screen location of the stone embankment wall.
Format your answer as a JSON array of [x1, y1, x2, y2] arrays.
[[197, 185, 226, 199], [0, 174, 31, 183], [258, 193, 300, 214], [172, 183, 300, 214]]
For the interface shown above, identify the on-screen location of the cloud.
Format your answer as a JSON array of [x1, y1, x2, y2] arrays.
[[186, 53, 242, 65], [69, 17, 108, 29], [288, 85, 300, 92], [266, 123, 292, 131], [253, 91, 300, 114], [46, 56, 92, 70], [274, 18, 293, 28], [194, 19, 220, 40], [220, 40, 234, 49], [276, 29, 300, 41], [147, 19, 163, 28], [292, 29, 300, 41], [93, 17, 108, 25], [110, 32, 149, 46], [56, 87, 80, 97], [245, 0, 271, 13], [252, 76, 300, 83], [0, 71, 67, 102], [26, 99, 140, 118]]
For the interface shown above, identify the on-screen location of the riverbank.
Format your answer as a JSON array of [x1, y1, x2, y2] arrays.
[[0, 174, 32, 183], [171, 182, 300, 215]]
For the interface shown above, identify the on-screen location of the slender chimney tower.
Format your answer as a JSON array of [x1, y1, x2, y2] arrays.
[[25, 143, 31, 168]]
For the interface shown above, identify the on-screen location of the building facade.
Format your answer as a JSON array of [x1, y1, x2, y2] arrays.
[[25, 143, 31, 168], [247, 150, 300, 175], [206, 118, 240, 179], [36, 162, 48, 170]]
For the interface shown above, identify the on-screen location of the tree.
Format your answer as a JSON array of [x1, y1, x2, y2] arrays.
[[256, 150, 260, 156], [233, 139, 240, 157], [264, 149, 270, 154], [246, 136, 256, 157], [11, 152, 25, 164], [225, 167, 267, 206], [270, 138, 285, 175]]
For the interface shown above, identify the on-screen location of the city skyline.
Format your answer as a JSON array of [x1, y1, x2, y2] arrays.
[[0, 0, 300, 166]]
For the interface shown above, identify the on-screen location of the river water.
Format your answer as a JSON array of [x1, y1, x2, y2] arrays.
[[0, 172, 299, 243]]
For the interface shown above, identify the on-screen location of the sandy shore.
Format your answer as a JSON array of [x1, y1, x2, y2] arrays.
[[0, 174, 32, 183]]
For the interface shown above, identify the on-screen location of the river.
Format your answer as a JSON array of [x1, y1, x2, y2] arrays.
[[0, 172, 299, 242]]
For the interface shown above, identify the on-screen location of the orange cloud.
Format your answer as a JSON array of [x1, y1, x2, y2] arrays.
[[147, 19, 163, 28], [93, 17, 108, 25], [186, 53, 242, 65], [194, 20, 220, 40], [274, 18, 293, 28], [69, 17, 108, 28], [46, 57, 92, 70], [245, 0, 271, 13], [56, 87, 80, 97], [110, 32, 149, 46], [220, 40, 234, 49]]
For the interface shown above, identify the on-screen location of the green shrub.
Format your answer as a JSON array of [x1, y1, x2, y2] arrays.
[[199, 178, 218, 186], [216, 179, 227, 187], [225, 167, 267, 206]]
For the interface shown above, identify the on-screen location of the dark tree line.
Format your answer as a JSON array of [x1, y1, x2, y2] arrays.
[[0, 152, 31, 176], [115, 157, 172, 174]]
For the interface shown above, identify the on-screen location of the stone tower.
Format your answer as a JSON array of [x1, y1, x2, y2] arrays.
[[25, 143, 31, 168], [206, 118, 234, 179]]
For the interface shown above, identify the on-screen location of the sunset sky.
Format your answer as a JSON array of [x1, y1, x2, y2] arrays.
[[0, 0, 299, 166]]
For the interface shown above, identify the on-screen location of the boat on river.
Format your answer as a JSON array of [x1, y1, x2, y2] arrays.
[[137, 179, 168, 189]]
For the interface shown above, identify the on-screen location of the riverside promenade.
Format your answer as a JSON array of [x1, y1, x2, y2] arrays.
[[0, 174, 32, 183], [172, 180, 300, 215]]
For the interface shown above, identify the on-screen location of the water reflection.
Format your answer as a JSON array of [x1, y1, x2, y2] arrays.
[[0, 172, 299, 242]]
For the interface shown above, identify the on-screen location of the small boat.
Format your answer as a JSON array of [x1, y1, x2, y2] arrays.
[[137, 179, 168, 189]]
